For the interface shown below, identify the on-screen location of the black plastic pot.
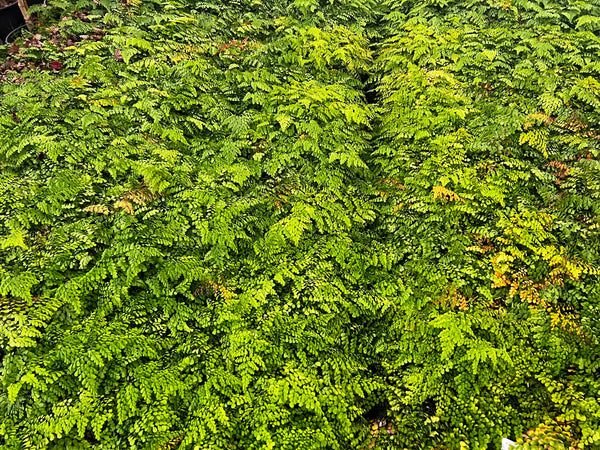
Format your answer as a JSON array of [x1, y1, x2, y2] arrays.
[[0, 0, 44, 44], [5, 23, 25, 43]]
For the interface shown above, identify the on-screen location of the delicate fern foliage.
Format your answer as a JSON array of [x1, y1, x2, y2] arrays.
[[0, 0, 599, 449], [373, 3, 600, 448]]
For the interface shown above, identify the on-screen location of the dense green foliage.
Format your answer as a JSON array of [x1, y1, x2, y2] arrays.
[[0, 0, 599, 448]]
